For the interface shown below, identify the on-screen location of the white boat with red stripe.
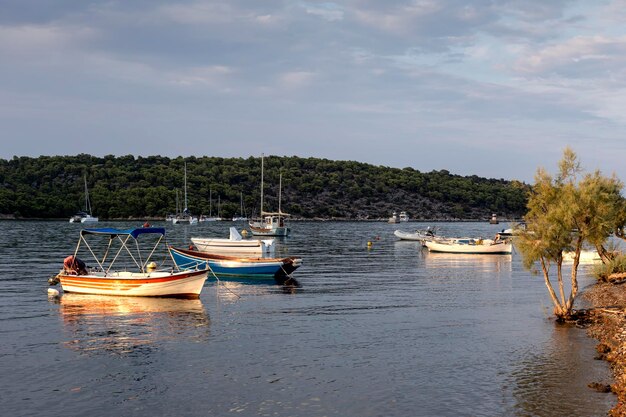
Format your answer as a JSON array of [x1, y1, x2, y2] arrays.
[[54, 227, 208, 298]]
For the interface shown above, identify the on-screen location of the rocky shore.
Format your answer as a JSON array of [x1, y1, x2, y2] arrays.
[[583, 282, 626, 416]]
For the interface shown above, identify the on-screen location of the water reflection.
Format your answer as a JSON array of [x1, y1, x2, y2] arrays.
[[423, 252, 513, 272], [510, 323, 614, 417], [57, 294, 210, 356], [213, 278, 301, 302]]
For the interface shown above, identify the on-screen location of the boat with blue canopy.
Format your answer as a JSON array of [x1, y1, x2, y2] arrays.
[[52, 227, 208, 298]]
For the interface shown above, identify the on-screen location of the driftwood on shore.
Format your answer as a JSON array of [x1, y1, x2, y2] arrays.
[[609, 272, 626, 284]]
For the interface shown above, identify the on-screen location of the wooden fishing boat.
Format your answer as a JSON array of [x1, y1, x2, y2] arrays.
[[169, 246, 302, 279], [424, 238, 512, 254], [191, 227, 274, 255], [54, 227, 208, 298]]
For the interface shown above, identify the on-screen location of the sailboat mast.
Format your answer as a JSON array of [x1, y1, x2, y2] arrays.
[[184, 162, 188, 211], [278, 172, 282, 215], [209, 187, 212, 217], [84, 175, 92, 214], [260, 154, 264, 215]]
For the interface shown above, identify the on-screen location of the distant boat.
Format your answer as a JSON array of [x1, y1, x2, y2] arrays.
[[394, 228, 437, 244], [424, 238, 512, 254], [191, 227, 274, 256], [232, 192, 248, 222], [388, 212, 399, 224], [249, 155, 290, 236], [173, 162, 198, 225], [489, 213, 499, 224], [399, 211, 409, 222], [563, 250, 601, 264], [55, 227, 208, 298], [69, 175, 98, 223], [169, 246, 302, 280], [199, 188, 221, 222]]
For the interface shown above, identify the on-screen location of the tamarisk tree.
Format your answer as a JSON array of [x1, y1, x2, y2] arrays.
[[517, 148, 623, 320]]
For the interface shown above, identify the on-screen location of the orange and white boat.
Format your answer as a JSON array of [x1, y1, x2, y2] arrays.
[[54, 227, 208, 298]]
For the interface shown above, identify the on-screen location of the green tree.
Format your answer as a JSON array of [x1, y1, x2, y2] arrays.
[[517, 148, 624, 320]]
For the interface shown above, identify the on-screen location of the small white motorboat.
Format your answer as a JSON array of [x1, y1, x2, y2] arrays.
[[424, 238, 512, 254], [394, 228, 439, 244], [191, 227, 274, 255]]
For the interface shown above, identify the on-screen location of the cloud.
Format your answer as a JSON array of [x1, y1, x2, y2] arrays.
[[302, 2, 345, 21], [0, 23, 96, 58], [514, 35, 626, 78], [277, 71, 316, 89]]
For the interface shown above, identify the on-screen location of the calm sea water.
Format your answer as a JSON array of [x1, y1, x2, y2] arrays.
[[0, 220, 615, 417]]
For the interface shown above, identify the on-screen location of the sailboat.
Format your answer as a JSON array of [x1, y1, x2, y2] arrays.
[[173, 162, 198, 225], [69, 175, 98, 223], [249, 155, 290, 236], [232, 192, 248, 222], [199, 188, 221, 222]]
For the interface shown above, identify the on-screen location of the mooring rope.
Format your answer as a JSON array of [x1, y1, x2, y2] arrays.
[[204, 262, 241, 299]]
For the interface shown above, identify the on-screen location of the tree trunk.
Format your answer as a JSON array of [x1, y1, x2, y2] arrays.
[[540, 257, 566, 315]]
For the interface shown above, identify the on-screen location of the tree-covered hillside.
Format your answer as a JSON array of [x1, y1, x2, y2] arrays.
[[0, 154, 529, 220]]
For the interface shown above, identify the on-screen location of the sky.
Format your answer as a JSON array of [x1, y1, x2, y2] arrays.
[[2, 0, 626, 183]]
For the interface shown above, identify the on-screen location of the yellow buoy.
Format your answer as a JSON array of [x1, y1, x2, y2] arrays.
[[367, 241, 373, 247], [241, 229, 248, 237]]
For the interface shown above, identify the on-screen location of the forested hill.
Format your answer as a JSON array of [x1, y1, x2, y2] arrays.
[[0, 154, 529, 220]]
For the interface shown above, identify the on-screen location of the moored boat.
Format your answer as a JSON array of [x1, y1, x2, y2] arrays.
[[249, 155, 291, 236], [53, 227, 208, 298], [394, 228, 438, 244], [172, 162, 198, 225], [424, 238, 512, 254], [191, 227, 274, 255], [69, 175, 98, 223], [169, 246, 302, 280], [563, 249, 601, 264]]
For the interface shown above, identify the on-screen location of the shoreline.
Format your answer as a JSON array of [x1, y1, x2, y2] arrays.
[[583, 282, 626, 416], [0, 216, 522, 223]]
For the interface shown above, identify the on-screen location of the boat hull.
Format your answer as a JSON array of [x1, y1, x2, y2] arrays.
[[57, 269, 208, 298], [424, 240, 512, 254], [170, 247, 301, 279]]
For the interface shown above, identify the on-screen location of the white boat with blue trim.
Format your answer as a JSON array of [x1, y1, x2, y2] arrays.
[[169, 246, 302, 281]]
